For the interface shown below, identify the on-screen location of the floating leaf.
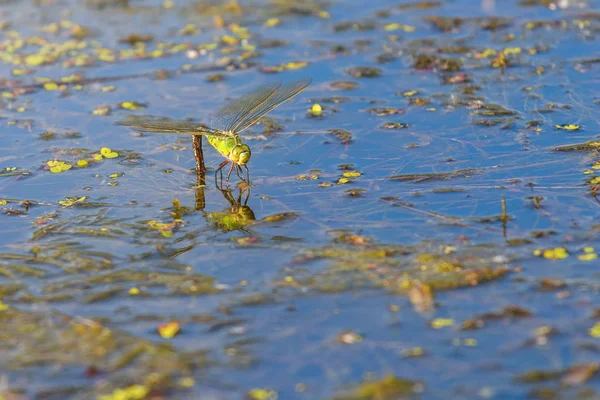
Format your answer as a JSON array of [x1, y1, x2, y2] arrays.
[[98, 385, 149, 400], [430, 318, 454, 329], [346, 66, 382, 78], [343, 171, 361, 178], [260, 61, 309, 73], [327, 129, 352, 144], [311, 103, 322, 116], [533, 247, 569, 260], [336, 330, 363, 344], [589, 323, 600, 338], [247, 388, 278, 400], [93, 106, 111, 116], [384, 23, 416, 32], [366, 107, 405, 116], [43, 82, 59, 91], [119, 101, 146, 111], [330, 81, 358, 90], [100, 147, 119, 158], [382, 122, 409, 129], [119, 33, 154, 45], [47, 160, 72, 173], [24, 54, 46, 66], [264, 18, 280, 27], [158, 321, 181, 339], [58, 196, 87, 207], [578, 253, 597, 261], [555, 124, 581, 131]]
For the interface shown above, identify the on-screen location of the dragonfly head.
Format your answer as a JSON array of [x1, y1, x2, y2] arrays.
[[231, 144, 251, 165]]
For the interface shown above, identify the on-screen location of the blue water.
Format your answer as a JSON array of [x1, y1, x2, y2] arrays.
[[1, 0, 600, 399]]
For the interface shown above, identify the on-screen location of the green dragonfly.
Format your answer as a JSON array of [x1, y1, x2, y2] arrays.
[[117, 78, 311, 182]]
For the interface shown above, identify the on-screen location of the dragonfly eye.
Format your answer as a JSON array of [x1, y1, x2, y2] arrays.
[[231, 144, 251, 165]]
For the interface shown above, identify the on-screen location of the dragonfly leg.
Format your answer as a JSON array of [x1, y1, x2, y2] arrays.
[[235, 164, 244, 181], [191, 135, 205, 175], [219, 187, 235, 206], [215, 160, 230, 186], [244, 165, 250, 183], [226, 162, 235, 181], [241, 184, 250, 206]]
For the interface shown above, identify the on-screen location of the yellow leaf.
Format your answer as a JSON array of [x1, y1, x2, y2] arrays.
[[24, 54, 45, 66], [221, 35, 237, 45], [384, 23, 416, 32], [98, 384, 149, 400], [264, 18, 280, 27], [311, 103, 322, 116], [283, 61, 308, 70], [578, 253, 598, 261], [477, 49, 497, 59], [44, 82, 59, 91], [247, 388, 278, 400], [179, 377, 195, 388], [541, 247, 569, 260], [430, 318, 454, 329], [179, 23, 200, 35], [589, 322, 600, 338], [120, 101, 145, 110], [77, 160, 88, 168], [93, 106, 111, 115], [158, 321, 180, 338], [60, 74, 81, 83], [503, 47, 522, 55], [12, 68, 32, 76], [343, 171, 361, 178], [555, 124, 581, 131]]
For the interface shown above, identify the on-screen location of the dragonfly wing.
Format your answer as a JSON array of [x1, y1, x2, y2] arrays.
[[117, 115, 228, 137], [231, 78, 312, 134], [209, 81, 281, 133]]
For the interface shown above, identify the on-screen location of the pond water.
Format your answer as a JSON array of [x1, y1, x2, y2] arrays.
[[1, 0, 600, 399]]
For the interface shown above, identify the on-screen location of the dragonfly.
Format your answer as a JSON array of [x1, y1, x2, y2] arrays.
[[117, 78, 312, 183]]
